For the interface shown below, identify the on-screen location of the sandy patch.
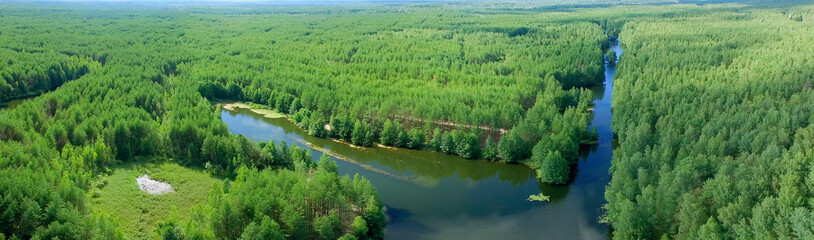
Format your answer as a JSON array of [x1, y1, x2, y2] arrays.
[[375, 143, 399, 150], [136, 175, 175, 194], [221, 102, 286, 119]]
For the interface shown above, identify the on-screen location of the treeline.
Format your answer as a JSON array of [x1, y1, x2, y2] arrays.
[[0, 5, 385, 240], [182, 11, 607, 183], [160, 155, 386, 240], [248, 65, 596, 184], [185, 12, 607, 131], [604, 7, 814, 239]]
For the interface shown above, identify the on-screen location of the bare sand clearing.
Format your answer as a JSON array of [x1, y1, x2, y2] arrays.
[[136, 175, 175, 194]]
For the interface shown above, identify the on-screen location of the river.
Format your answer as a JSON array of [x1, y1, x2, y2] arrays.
[[220, 39, 622, 240], [0, 98, 28, 110]]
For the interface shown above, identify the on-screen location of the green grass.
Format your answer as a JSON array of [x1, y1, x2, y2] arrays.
[[90, 160, 221, 240]]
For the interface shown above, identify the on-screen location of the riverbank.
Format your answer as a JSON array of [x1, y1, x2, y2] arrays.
[[1, 90, 46, 107], [216, 101, 541, 168], [218, 102, 286, 119], [220, 100, 595, 239], [0, 95, 39, 110], [216, 46, 623, 236]]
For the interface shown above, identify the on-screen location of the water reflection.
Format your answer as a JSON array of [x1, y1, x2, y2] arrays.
[[221, 39, 622, 240], [224, 110, 536, 185]]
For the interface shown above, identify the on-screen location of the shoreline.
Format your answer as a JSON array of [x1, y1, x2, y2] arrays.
[[219, 101, 540, 170], [217, 102, 286, 119]]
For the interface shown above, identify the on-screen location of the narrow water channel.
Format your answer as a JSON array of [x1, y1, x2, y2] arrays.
[[221, 40, 622, 240], [0, 98, 28, 111]]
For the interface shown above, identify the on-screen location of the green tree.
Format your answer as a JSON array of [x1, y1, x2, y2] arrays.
[[407, 128, 425, 149], [395, 129, 409, 148], [607, 49, 617, 64], [483, 137, 498, 161], [352, 120, 369, 146], [362, 197, 386, 240], [281, 204, 308, 239], [439, 131, 453, 154], [497, 131, 523, 162], [537, 151, 569, 184], [211, 199, 245, 240], [317, 154, 338, 174], [239, 216, 284, 240], [288, 98, 301, 114], [697, 217, 724, 240], [454, 131, 480, 159], [380, 119, 396, 146], [429, 128, 444, 151], [350, 216, 368, 240], [155, 219, 185, 240]]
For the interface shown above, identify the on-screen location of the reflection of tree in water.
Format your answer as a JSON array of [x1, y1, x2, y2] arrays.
[[384, 206, 435, 240], [537, 181, 572, 203], [578, 142, 600, 161], [239, 107, 538, 186], [223, 108, 588, 237], [409, 176, 440, 188], [496, 165, 536, 187]]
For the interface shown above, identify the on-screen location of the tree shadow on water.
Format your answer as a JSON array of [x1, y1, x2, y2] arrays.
[[385, 205, 436, 240]]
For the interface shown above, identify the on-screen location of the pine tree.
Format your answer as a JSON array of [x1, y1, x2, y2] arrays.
[[379, 119, 395, 146], [537, 151, 570, 185]]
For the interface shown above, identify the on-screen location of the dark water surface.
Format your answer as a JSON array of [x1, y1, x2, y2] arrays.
[[221, 40, 622, 240], [1, 98, 27, 111]]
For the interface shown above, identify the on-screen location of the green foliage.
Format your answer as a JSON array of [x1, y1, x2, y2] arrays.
[[395, 129, 409, 148], [606, 49, 617, 64], [406, 128, 425, 149], [204, 10, 605, 129], [91, 162, 220, 239], [605, 5, 814, 239], [452, 130, 480, 159], [317, 154, 338, 174], [184, 167, 385, 240], [352, 120, 373, 147], [429, 128, 444, 151], [497, 130, 524, 162], [170, 5, 607, 164], [379, 119, 396, 146], [330, 114, 354, 141], [535, 151, 570, 185], [350, 216, 368, 240], [482, 137, 498, 161], [0, 51, 98, 103], [527, 193, 551, 202], [439, 131, 454, 154], [313, 211, 342, 240], [239, 216, 284, 240], [0, 4, 390, 238], [361, 196, 387, 240], [155, 215, 185, 240], [5, 1, 811, 239]]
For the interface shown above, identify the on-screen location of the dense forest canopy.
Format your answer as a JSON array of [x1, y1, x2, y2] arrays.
[[605, 4, 814, 240], [0, 3, 389, 239], [152, 3, 612, 180], [0, 2, 607, 238], [1, 0, 813, 239]]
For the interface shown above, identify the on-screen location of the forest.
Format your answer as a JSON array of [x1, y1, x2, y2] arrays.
[[1, 0, 814, 239], [0, 4, 388, 239], [184, 9, 607, 177], [604, 4, 814, 239]]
